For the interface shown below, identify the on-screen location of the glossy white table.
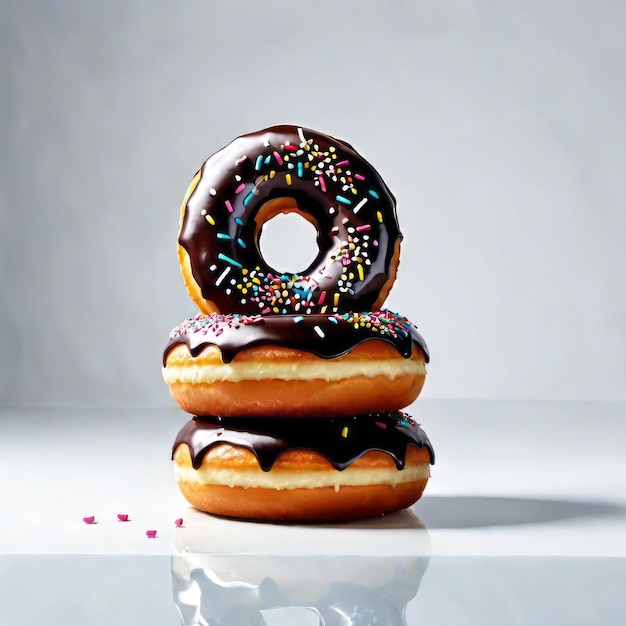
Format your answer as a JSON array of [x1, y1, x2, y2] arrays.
[[1, 401, 625, 624]]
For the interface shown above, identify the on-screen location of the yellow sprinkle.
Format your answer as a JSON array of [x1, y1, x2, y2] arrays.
[[269, 170, 276, 179], [334, 293, 340, 307], [252, 277, 260, 285], [377, 211, 383, 223], [351, 188, 358, 195], [348, 272, 354, 280], [329, 146, 335, 152], [242, 268, 248, 275], [205, 215, 215, 225], [357, 265, 364, 281], [341, 426, 349, 438], [242, 288, 248, 294], [354, 322, 359, 329], [272, 307, 279, 313], [320, 305, 327, 314], [286, 174, 292, 185]]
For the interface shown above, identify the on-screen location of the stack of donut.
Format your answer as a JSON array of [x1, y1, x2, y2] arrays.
[[163, 125, 434, 521]]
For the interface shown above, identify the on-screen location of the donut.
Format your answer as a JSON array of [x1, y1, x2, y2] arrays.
[[162, 310, 429, 417], [177, 125, 402, 316], [172, 413, 434, 521]]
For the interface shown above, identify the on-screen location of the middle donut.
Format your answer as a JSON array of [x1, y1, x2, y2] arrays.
[[163, 311, 429, 417]]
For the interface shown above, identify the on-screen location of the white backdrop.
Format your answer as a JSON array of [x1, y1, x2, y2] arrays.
[[1, 1, 625, 407]]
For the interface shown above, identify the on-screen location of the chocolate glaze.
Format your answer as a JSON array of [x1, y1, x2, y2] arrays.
[[178, 125, 401, 315], [163, 311, 429, 365], [173, 413, 435, 472]]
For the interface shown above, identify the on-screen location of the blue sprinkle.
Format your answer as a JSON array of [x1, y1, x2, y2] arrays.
[[296, 149, 304, 156], [336, 195, 352, 205], [217, 253, 242, 268], [297, 161, 303, 177], [328, 316, 339, 324], [243, 192, 255, 206], [294, 316, 304, 324], [236, 238, 247, 248], [287, 162, 295, 169], [255, 155, 263, 171], [368, 189, 380, 199], [234, 217, 243, 226], [216, 233, 230, 240], [264, 154, 271, 165]]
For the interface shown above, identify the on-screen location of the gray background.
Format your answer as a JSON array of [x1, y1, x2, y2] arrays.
[[1, 0, 624, 408]]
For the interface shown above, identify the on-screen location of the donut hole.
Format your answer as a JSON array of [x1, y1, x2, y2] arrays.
[[257, 207, 320, 275]]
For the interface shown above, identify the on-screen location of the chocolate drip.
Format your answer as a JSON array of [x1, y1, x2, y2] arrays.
[[173, 413, 435, 472], [163, 312, 430, 365]]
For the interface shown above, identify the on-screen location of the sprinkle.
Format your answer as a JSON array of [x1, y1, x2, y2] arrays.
[[216, 232, 230, 240], [209, 264, 217, 271], [264, 155, 271, 165], [355, 173, 365, 181], [297, 161, 303, 177], [294, 316, 304, 324], [328, 316, 339, 324], [284, 143, 297, 151], [209, 187, 217, 196], [318, 175, 326, 192], [297, 127, 306, 144], [356, 224, 371, 232], [286, 174, 292, 185], [336, 160, 350, 167], [205, 214, 215, 225], [317, 290, 326, 305], [375, 421, 387, 429], [217, 253, 242, 268], [225, 200, 233, 213], [146, 530, 157, 539], [263, 136, 271, 147], [353, 197, 368, 214], [314, 325, 325, 338], [82, 516, 95, 524], [174, 518, 184, 528], [341, 426, 349, 438], [236, 238, 247, 248], [243, 191, 255, 206], [117, 514, 129, 522], [236, 155, 247, 165], [369, 189, 380, 199], [215, 266, 231, 286], [235, 183, 245, 194], [376, 211, 383, 223], [336, 195, 352, 205], [234, 217, 243, 225], [255, 155, 263, 170], [273, 151, 283, 165], [357, 265, 364, 281], [333, 293, 340, 307], [269, 170, 276, 178]]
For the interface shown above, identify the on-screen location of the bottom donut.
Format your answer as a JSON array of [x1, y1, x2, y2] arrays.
[[172, 413, 435, 521]]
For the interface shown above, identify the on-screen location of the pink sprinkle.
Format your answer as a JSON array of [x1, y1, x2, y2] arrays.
[[146, 530, 157, 539], [375, 421, 387, 429], [225, 199, 233, 213], [317, 290, 326, 305], [117, 514, 129, 522], [336, 160, 350, 167], [356, 224, 371, 232], [175, 518, 184, 528], [373, 240, 379, 246], [355, 174, 365, 181], [82, 516, 95, 524], [236, 155, 247, 164], [261, 307, 271, 314], [318, 175, 326, 192], [273, 151, 283, 165], [235, 183, 245, 194]]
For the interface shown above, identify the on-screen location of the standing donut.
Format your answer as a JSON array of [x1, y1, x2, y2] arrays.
[[178, 125, 402, 315]]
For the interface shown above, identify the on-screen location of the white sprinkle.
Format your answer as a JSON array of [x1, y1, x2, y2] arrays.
[[215, 266, 231, 286], [353, 197, 368, 214], [235, 174, 242, 182], [297, 127, 306, 145], [264, 136, 270, 147], [200, 209, 207, 216], [329, 207, 336, 215], [209, 264, 217, 271], [209, 188, 217, 196]]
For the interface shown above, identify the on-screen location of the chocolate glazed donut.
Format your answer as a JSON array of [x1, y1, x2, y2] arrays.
[[178, 125, 402, 315]]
